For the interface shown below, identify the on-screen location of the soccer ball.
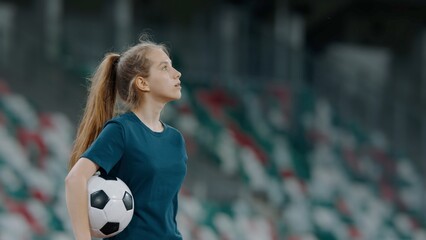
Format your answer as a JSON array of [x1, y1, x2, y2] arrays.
[[87, 172, 134, 238]]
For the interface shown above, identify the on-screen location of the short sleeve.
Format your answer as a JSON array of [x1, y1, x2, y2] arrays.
[[81, 121, 125, 173]]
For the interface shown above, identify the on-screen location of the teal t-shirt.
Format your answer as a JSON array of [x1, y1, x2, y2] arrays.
[[82, 111, 187, 240]]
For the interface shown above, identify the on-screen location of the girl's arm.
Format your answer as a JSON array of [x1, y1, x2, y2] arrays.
[[65, 158, 99, 240]]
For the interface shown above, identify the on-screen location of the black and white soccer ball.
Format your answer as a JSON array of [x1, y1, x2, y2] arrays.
[[87, 172, 134, 238]]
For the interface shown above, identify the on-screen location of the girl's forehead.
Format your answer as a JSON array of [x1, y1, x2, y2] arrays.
[[147, 48, 170, 62]]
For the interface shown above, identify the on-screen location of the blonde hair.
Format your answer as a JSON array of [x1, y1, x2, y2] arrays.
[[68, 39, 168, 170]]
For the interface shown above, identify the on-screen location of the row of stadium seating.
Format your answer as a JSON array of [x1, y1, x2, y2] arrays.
[[167, 82, 426, 240], [0, 80, 73, 240], [0, 78, 425, 239]]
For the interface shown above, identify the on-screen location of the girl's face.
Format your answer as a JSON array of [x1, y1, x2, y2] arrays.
[[144, 47, 182, 102]]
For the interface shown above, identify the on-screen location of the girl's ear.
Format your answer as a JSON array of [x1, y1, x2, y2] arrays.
[[134, 76, 150, 92]]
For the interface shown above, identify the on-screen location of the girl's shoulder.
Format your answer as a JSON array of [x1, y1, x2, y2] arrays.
[[109, 111, 135, 124], [102, 112, 134, 131]]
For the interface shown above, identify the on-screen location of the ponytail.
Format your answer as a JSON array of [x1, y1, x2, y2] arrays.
[[68, 53, 120, 171]]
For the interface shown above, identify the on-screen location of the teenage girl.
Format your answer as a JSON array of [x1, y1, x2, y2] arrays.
[[65, 38, 187, 240]]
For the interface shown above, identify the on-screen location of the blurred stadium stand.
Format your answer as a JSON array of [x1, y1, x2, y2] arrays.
[[1, 0, 426, 239]]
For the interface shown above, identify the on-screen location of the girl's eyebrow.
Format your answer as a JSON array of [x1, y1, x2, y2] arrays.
[[158, 60, 172, 66]]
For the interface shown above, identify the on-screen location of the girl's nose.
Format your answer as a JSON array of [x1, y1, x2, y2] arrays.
[[175, 70, 182, 79]]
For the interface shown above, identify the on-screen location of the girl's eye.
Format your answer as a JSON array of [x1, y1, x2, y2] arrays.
[[162, 66, 168, 70]]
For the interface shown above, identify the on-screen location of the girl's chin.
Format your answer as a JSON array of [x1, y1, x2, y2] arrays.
[[165, 94, 181, 102]]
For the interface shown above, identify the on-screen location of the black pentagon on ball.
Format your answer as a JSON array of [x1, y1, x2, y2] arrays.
[[90, 190, 110, 209], [98, 171, 118, 181], [100, 222, 120, 235], [122, 191, 133, 210]]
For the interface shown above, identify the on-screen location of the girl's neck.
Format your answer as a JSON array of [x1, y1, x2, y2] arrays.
[[131, 101, 165, 132]]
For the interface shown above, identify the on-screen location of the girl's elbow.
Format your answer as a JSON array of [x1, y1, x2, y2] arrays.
[[65, 172, 76, 187], [65, 171, 84, 187]]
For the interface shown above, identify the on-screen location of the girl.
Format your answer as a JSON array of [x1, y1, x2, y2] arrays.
[[65, 38, 187, 240]]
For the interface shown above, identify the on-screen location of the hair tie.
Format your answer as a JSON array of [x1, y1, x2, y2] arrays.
[[113, 55, 120, 67]]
